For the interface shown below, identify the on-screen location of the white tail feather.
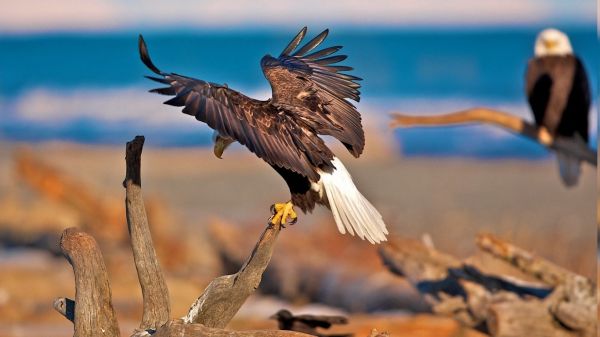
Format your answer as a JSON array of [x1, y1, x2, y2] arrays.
[[319, 157, 389, 244], [556, 152, 581, 187]]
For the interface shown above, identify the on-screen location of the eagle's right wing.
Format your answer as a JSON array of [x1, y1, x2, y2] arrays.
[[139, 35, 329, 180], [262, 27, 365, 157]]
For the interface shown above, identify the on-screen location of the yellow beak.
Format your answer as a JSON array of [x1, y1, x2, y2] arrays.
[[213, 135, 234, 159], [543, 40, 558, 50]]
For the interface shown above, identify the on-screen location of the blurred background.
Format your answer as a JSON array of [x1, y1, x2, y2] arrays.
[[0, 1, 597, 336]]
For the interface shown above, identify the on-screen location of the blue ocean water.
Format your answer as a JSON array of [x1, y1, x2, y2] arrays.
[[0, 27, 597, 158]]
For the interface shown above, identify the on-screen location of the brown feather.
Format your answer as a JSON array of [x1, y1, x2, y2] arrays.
[[525, 55, 590, 141]]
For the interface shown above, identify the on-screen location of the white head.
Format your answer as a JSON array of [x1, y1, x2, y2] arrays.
[[534, 28, 573, 57]]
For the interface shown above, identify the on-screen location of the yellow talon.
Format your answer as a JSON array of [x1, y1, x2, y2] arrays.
[[273, 203, 286, 213], [269, 201, 297, 227]]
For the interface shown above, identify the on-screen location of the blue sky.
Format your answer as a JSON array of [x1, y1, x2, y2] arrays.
[[1, 0, 595, 33]]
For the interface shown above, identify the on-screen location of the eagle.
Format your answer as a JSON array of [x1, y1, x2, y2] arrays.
[[139, 27, 389, 243], [525, 28, 590, 187]]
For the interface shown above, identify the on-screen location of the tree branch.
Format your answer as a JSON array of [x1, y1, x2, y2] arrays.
[[56, 227, 120, 337], [124, 135, 171, 330], [487, 300, 577, 337], [184, 222, 282, 328], [390, 108, 597, 166]]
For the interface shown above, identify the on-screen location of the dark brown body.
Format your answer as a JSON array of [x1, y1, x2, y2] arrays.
[[525, 55, 590, 141]]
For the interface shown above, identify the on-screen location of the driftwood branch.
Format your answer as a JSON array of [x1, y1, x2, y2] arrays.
[[124, 135, 171, 330], [123, 135, 283, 329], [390, 108, 597, 166], [379, 233, 596, 337], [55, 135, 305, 337], [486, 299, 575, 337], [56, 227, 120, 337], [476, 234, 596, 336], [184, 222, 282, 328]]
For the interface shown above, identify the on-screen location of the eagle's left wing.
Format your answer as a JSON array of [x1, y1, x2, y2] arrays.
[[262, 27, 365, 157], [139, 35, 332, 181]]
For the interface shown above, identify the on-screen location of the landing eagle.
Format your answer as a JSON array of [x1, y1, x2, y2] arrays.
[[139, 27, 388, 243]]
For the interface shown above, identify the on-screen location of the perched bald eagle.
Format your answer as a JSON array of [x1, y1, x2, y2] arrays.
[[525, 28, 590, 187], [139, 27, 388, 243]]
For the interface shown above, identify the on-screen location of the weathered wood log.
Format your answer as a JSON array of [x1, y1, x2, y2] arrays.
[[477, 234, 596, 337], [390, 108, 597, 166], [486, 299, 577, 337], [379, 237, 489, 327], [53, 217, 293, 336], [56, 227, 120, 337], [124, 135, 171, 330], [379, 234, 596, 337]]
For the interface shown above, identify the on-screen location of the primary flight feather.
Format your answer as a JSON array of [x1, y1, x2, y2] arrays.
[[139, 27, 388, 243]]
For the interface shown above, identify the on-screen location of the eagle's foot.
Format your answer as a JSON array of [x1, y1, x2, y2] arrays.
[[269, 201, 297, 228]]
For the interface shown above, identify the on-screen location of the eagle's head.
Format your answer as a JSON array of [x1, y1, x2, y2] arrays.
[[535, 28, 573, 57], [212, 131, 234, 159]]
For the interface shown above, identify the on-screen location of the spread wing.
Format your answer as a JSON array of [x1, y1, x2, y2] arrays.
[[139, 35, 331, 180], [262, 27, 365, 157]]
